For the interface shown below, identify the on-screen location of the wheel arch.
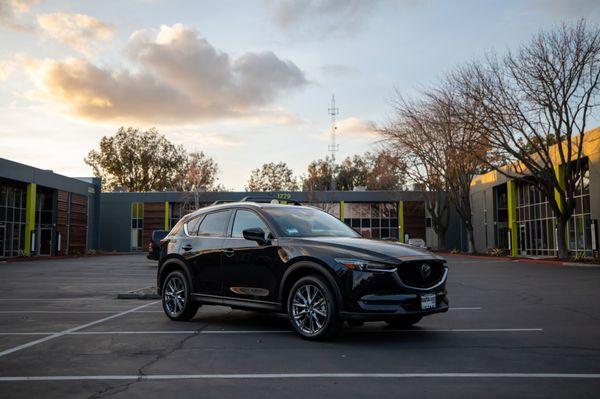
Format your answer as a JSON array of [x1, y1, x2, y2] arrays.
[[157, 256, 193, 295], [278, 258, 343, 313]]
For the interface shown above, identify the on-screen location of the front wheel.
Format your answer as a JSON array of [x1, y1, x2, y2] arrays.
[[287, 275, 341, 340], [162, 270, 199, 321]]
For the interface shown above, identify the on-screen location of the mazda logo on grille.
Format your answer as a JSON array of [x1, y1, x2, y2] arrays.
[[420, 264, 432, 279]]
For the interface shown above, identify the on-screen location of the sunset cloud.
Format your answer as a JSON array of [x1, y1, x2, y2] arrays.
[[0, 0, 38, 31], [314, 117, 377, 141], [36, 12, 115, 55], [24, 23, 308, 124]]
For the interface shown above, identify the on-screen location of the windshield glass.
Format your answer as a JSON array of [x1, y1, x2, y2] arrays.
[[264, 207, 360, 238]]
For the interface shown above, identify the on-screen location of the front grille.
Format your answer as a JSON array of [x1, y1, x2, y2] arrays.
[[396, 261, 446, 288]]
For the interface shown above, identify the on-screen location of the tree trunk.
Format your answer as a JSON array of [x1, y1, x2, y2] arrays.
[[556, 218, 569, 259], [466, 223, 476, 254]]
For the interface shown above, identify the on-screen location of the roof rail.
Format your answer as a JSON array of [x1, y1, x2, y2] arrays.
[[210, 200, 229, 206], [239, 196, 302, 206]]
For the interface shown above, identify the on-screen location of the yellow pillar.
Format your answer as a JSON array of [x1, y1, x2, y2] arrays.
[[24, 183, 36, 256], [339, 201, 345, 221], [398, 201, 405, 243], [164, 201, 170, 231], [507, 180, 518, 256]]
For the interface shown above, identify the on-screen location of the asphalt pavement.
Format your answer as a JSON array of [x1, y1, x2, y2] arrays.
[[0, 254, 599, 398]]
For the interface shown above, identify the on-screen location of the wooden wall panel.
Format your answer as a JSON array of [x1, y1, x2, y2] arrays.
[[143, 202, 165, 249], [69, 193, 87, 255], [55, 190, 69, 255], [404, 201, 426, 240]]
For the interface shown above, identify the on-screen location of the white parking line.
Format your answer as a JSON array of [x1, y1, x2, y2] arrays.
[[0, 328, 543, 336], [0, 372, 598, 381], [0, 301, 159, 358]]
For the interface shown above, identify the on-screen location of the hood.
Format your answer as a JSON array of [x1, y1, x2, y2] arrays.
[[294, 236, 445, 263]]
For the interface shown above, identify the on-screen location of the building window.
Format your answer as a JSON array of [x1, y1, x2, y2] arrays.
[[131, 202, 143, 251], [568, 158, 592, 257], [493, 184, 509, 250], [0, 181, 27, 257], [515, 181, 556, 257], [343, 202, 398, 240]]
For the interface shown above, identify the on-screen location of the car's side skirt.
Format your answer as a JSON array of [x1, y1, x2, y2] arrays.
[[191, 293, 282, 312]]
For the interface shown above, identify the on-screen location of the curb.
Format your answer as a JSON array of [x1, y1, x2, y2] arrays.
[[0, 252, 142, 263], [117, 286, 160, 300], [437, 252, 599, 267]]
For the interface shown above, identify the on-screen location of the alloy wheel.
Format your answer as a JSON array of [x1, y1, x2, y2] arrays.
[[291, 284, 328, 335], [164, 275, 186, 316]]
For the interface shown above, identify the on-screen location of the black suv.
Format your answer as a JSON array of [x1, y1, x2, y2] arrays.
[[157, 201, 448, 340]]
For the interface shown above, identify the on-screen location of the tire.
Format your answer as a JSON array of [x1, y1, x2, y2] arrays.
[[287, 275, 341, 340], [162, 270, 199, 321], [385, 315, 422, 328]]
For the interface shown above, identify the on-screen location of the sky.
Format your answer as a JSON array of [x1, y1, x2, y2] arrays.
[[1, 0, 600, 190]]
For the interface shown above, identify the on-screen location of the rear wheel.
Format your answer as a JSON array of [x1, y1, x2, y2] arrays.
[[162, 270, 199, 321], [287, 275, 341, 340], [385, 315, 422, 328]]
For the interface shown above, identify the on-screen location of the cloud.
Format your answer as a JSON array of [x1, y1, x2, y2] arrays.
[[0, 0, 38, 31], [0, 60, 13, 80], [36, 13, 115, 55], [266, 0, 380, 38], [23, 23, 308, 124], [314, 117, 377, 141]]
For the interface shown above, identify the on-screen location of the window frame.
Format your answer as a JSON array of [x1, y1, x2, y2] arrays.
[[229, 208, 272, 239], [195, 210, 232, 238]]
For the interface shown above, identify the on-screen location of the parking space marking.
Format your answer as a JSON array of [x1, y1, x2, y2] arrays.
[[0, 301, 159, 358], [0, 328, 543, 336], [1, 372, 599, 382]]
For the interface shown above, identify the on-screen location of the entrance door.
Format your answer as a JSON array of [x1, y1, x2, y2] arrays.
[[39, 227, 52, 256]]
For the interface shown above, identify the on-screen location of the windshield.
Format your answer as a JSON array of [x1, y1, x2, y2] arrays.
[[263, 207, 360, 238]]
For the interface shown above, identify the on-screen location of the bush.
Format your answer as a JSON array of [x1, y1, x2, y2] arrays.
[[486, 247, 506, 257]]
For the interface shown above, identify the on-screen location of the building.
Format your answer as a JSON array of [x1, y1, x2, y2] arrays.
[[0, 158, 101, 257], [0, 156, 464, 259], [99, 191, 464, 253], [470, 127, 600, 257]]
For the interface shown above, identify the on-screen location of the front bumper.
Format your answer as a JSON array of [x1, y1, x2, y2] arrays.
[[338, 264, 449, 321]]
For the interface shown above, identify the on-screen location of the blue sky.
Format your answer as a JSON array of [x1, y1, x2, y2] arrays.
[[1, 0, 599, 189]]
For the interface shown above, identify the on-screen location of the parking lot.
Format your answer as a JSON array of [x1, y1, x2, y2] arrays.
[[0, 254, 598, 398]]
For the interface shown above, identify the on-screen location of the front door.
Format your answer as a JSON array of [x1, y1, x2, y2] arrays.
[[38, 227, 53, 256], [221, 209, 281, 303]]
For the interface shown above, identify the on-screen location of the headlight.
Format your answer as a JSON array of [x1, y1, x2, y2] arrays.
[[335, 258, 396, 272]]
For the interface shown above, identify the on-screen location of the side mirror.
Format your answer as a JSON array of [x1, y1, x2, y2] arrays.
[[242, 228, 268, 245]]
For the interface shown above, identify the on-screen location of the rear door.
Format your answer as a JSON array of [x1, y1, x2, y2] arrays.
[[221, 208, 282, 303], [181, 210, 232, 295]]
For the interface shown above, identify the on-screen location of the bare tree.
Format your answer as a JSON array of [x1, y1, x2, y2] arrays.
[[455, 20, 600, 258], [172, 151, 219, 192], [380, 87, 489, 253]]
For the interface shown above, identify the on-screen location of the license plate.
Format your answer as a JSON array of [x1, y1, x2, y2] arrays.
[[420, 293, 436, 309]]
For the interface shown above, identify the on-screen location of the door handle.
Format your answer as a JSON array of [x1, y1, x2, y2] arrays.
[[182, 245, 193, 251], [223, 248, 235, 257]]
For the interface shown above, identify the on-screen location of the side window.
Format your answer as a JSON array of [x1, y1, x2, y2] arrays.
[[232, 210, 270, 238], [184, 215, 203, 236], [197, 211, 231, 237]]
